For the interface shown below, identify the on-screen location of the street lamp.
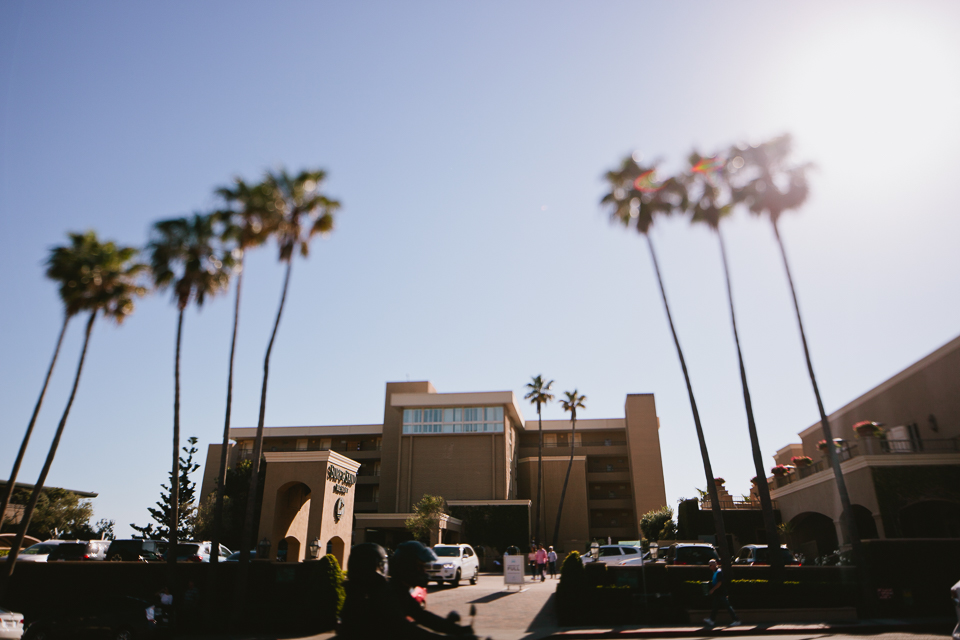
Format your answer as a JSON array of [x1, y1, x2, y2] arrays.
[[257, 537, 271, 561], [308, 537, 321, 560]]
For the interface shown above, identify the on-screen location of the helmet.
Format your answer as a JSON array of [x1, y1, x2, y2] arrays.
[[348, 543, 388, 578], [390, 541, 437, 587]]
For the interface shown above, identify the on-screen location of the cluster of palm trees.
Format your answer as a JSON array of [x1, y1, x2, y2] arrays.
[[524, 376, 587, 551], [0, 168, 340, 590], [601, 134, 863, 571]]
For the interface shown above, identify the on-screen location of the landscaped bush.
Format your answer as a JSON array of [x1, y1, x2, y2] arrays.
[[311, 554, 345, 631], [556, 551, 587, 625]]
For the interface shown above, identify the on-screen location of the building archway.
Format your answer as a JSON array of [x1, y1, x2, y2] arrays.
[[326, 535, 345, 566], [898, 500, 960, 538], [271, 482, 312, 562], [850, 504, 879, 539], [789, 511, 838, 561]]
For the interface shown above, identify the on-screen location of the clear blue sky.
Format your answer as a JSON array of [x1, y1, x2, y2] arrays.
[[2, 1, 959, 538]]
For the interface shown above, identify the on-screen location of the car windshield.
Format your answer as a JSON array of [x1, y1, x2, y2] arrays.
[[173, 544, 201, 556], [675, 547, 718, 564], [434, 547, 460, 557], [22, 544, 57, 555], [51, 544, 86, 559], [754, 548, 794, 563]]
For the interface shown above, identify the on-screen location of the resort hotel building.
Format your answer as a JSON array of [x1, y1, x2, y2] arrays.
[[198, 381, 668, 567]]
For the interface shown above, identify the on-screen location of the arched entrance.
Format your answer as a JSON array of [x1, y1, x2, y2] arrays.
[[899, 500, 960, 538], [850, 504, 878, 539], [789, 511, 838, 561], [326, 535, 345, 566], [271, 482, 312, 562]]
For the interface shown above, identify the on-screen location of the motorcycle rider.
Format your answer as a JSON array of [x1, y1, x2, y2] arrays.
[[339, 541, 476, 639]]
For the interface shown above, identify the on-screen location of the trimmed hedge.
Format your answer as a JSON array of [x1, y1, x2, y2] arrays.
[[1, 559, 344, 634]]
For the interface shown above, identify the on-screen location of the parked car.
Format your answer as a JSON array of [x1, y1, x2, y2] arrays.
[[16, 541, 72, 563], [0, 607, 24, 640], [46, 540, 110, 562], [582, 545, 643, 565], [23, 595, 168, 640], [663, 543, 720, 565], [733, 544, 800, 566], [106, 540, 167, 562], [224, 550, 257, 562], [426, 544, 480, 586], [164, 541, 231, 562]]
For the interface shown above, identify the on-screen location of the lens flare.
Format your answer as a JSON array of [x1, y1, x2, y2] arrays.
[[692, 157, 724, 174], [633, 170, 662, 193]]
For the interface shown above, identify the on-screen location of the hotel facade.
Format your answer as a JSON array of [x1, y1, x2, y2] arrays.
[[199, 381, 668, 566]]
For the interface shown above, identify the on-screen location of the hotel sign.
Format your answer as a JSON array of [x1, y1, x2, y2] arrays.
[[327, 465, 357, 495]]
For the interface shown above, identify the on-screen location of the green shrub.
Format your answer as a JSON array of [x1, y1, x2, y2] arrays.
[[313, 554, 345, 630], [557, 551, 586, 625]]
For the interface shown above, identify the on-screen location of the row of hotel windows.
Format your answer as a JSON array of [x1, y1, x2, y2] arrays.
[[402, 407, 505, 434]]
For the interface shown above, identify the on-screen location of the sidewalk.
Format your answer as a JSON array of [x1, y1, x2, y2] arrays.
[[546, 617, 957, 639]]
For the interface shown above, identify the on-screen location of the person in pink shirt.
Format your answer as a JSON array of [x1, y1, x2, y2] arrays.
[[535, 544, 548, 581]]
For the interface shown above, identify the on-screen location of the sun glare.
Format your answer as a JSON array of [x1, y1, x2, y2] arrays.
[[777, 14, 960, 176]]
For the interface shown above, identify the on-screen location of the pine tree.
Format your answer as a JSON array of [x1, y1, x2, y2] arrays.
[[132, 437, 200, 541]]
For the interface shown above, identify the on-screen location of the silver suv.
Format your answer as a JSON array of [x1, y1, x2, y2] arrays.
[[583, 545, 643, 565], [426, 544, 480, 586]]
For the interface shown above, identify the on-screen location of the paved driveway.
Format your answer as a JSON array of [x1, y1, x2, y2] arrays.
[[425, 572, 559, 640]]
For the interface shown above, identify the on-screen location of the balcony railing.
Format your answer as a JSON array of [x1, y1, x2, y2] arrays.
[[237, 442, 381, 460], [538, 440, 627, 448], [701, 496, 778, 510], [771, 436, 960, 488], [587, 466, 630, 473]]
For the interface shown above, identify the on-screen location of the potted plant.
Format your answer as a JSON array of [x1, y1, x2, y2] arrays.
[[790, 455, 813, 467], [852, 421, 884, 454], [770, 464, 793, 477], [713, 477, 725, 486]]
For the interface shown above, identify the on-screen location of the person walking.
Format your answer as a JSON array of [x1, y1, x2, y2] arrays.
[[535, 544, 547, 582], [704, 559, 741, 627], [547, 546, 558, 579]]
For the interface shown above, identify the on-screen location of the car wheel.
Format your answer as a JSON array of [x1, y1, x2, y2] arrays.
[[451, 569, 461, 587], [470, 568, 478, 585], [113, 627, 134, 640]]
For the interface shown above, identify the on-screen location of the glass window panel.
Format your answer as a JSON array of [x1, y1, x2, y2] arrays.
[[443, 408, 455, 423], [485, 407, 500, 421], [494, 407, 503, 420], [412, 409, 421, 424], [453, 424, 462, 433], [403, 410, 413, 424], [442, 424, 453, 433], [454, 408, 462, 421]]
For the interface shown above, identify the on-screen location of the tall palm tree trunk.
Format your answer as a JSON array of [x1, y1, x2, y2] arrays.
[[3, 311, 96, 588], [239, 259, 293, 563], [771, 221, 863, 565], [168, 307, 184, 574], [212, 260, 244, 566], [551, 415, 576, 549], [645, 234, 731, 569], [716, 228, 782, 571], [534, 406, 543, 545], [0, 313, 70, 530]]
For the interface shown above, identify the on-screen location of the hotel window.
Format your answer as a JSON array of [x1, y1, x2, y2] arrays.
[[402, 406, 504, 434]]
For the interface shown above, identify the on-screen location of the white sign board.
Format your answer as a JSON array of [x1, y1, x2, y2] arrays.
[[504, 554, 525, 585]]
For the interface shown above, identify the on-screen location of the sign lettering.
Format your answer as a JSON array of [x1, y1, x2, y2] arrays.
[[327, 465, 357, 495]]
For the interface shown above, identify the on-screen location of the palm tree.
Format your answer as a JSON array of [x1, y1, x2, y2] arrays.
[[524, 375, 554, 545], [727, 135, 864, 567], [238, 168, 340, 564], [3, 233, 145, 585], [148, 214, 232, 570], [601, 156, 732, 569], [0, 232, 105, 531], [208, 178, 277, 565], [683, 152, 782, 571], [552, 390, 586, 550]]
